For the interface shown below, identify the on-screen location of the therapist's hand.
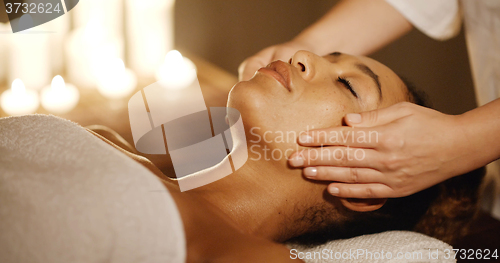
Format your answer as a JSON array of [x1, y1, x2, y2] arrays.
[[238, 40, 314, 81], [289, 102, 474, 198]]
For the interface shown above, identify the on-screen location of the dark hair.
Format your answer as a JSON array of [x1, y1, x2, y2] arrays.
[[287, 79, 484, 246], [401, 76, 432, 108]]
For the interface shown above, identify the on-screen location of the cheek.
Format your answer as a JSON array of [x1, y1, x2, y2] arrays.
[[295, 89, 354, 128], [228, 82, 287, 133], [228, 81, 358, 146]]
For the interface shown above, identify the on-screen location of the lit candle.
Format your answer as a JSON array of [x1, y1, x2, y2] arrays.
[[126, 0, 174, 78], [8, 14, 50, 90], [96, 58, 137, 99], [156, 50, 197, 89], [1, 79, 39, 116], [41, 76, 80, 114]]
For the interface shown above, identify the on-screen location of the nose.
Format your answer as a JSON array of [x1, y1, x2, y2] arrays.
[[289, 50, 316, 81]]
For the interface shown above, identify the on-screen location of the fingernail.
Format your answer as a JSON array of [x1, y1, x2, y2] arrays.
[[346, 113, 361, 124], [304, 167, 317, 177], [289, 155, 304, 167], [329, 187, 339, 195], [299, 134, 313, 144]]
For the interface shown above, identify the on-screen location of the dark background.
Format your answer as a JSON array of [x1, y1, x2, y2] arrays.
[[0, 0, 477, 115], [175, 0, 476, 115]]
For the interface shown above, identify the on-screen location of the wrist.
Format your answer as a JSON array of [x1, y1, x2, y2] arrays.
[[292, 29, 335, 55], [452, 111, 497, 173]]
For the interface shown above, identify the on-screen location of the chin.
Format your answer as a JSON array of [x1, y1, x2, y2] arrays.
[[228, 74, 288, 107], [228, 81, 273, 127]]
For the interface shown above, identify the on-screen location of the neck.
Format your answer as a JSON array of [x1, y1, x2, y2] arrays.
[[183, 157, 306, 242]]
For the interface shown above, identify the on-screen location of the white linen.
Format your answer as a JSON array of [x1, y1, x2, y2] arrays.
[[288, 231, 455, 263], [0, 115, 186, 263]]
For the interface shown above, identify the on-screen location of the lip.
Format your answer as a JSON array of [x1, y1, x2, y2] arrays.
[[257, 61, 291, 91]]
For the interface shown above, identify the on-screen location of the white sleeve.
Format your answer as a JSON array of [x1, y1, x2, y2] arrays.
[[385, 0, 462, 40]]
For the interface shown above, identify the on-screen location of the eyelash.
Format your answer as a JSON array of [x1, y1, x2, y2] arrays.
[[337, 77, 358, 98]]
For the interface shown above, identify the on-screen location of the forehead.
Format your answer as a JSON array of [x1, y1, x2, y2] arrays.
[[324, 53, 408, 108]]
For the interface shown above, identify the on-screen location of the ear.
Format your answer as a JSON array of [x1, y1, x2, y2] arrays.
[[340, 198, 387, 212]]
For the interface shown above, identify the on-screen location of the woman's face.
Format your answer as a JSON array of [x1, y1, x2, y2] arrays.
[[228, 51, 408, 153]]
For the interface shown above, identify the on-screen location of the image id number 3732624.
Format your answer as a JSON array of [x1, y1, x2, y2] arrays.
[[444, 249, 498, 260], [5, 2, 62, 14]]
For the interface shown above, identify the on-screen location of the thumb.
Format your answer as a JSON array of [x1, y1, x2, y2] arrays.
[[238, 59, 254, 81], [238, 56, 271, 81], [239, 47, 278, 81], [345, 102, 414, 127]]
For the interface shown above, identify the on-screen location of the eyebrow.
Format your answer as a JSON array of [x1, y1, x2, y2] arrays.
[[327, 52, 383, 101], [355, 63, 382, 101], [329, 52, 342, 57]]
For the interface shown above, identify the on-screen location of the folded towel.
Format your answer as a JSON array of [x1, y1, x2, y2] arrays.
[[0, 115, 185, 263], [288, 231, 455, 263]]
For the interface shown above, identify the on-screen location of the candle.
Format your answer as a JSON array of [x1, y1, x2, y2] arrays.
[[126, 0, 174, 78], [21, 0, 70, 75], [96, 58, 137, 99], [0, 23, 8, 84], [73, 0, 123, 40], [8, 14, 51, 90], [156, 50, 197, 89], [65, 21, 124, 89], [1, 79, 39, 116], [47, 9, 70, 75], [41, 76, 80, 114]]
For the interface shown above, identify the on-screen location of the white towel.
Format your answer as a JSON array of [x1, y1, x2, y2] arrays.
[[288, 231, 456, 263], [0, 115, 186, 263]]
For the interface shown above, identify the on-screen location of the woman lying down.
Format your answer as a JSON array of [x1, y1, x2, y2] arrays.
[[0, 51, 483, 263]]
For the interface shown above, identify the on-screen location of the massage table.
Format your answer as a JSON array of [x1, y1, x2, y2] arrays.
[[0, 115, 458, 263]]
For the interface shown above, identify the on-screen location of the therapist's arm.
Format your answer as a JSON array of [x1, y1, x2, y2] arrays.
[[289, 99, 500, 199], [239, 0, 412, 81]]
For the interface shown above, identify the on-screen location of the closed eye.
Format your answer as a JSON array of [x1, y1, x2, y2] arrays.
[[337, 77, 358, 98]]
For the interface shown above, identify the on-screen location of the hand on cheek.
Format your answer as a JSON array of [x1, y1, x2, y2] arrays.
[[289, 102, 472, 199]]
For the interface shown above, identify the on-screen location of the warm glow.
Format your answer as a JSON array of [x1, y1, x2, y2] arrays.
[[1, 79, 39, 116], [84, 14, 106, 46], [51, 75, 66, 92], [11, 79, 26, 96], [156, 50, 197, 89], [96, 58, 137, 99], [110, 58, 126, 76], [41, 76, 80, 114], [165, 50, 184, 67]]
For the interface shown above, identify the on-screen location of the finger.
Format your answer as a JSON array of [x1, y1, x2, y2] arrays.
[[303, 166, 387, 184], [327, 183, 395, 199], [271, 49, 295, 63], [239, 47, 277, 81], [298, 127, 382, 148], [289, 147, 382, 170], [238, 58, 267, 81], [344, 102, 416, 128], [238, 60, 251, 81]]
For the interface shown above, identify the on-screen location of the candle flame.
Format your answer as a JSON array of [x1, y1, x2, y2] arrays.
[[164, 50, 184, 65], [51, 75, 66, 91], [11, 79, 26, 96], [96, 57, 137, 99], [156, 50, 197, 89], [112, 58, 126, 75]]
